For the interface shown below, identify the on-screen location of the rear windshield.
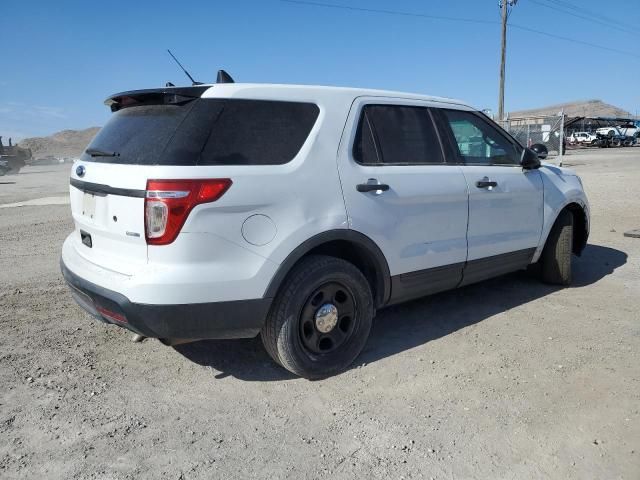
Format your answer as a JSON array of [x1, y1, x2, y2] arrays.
[[83, 99, 320, 166]]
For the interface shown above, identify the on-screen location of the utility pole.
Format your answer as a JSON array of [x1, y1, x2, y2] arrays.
[[498, 0, 517, 122]]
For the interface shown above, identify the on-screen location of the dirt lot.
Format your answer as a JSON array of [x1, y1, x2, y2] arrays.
[[1, 149, 638, 479]]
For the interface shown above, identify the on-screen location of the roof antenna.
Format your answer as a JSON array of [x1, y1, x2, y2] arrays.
[[166, 49, 203, 86]]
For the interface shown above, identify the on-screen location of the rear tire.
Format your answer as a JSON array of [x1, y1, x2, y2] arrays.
[[261, 255, 374, 379], [541, 210, 573, 285]]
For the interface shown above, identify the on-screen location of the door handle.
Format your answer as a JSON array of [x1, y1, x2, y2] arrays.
[[357, 182, 390, 193], [476, 179, 498, 189]]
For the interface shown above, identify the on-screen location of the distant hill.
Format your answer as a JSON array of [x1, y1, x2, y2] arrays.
[[18, 127, 100, 159], [510, 100, 632, 119]]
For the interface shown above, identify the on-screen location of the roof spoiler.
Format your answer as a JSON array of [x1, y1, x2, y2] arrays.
[[104, 86, 209, 112], [104, 72, 235, 113]]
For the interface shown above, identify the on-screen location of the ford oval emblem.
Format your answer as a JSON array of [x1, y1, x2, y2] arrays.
[[76, 165, 86, 177]]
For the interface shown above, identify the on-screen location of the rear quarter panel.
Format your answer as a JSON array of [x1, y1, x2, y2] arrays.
[[146, 87, 356, 299]]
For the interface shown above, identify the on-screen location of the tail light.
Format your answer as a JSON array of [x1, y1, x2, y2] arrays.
[[145, 179, 232, 245]]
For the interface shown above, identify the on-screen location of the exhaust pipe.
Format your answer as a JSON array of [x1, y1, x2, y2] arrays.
[[158, 338, 199, 346]]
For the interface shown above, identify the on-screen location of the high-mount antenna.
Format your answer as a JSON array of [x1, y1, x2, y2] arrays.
[[166, 49, 203, 86]]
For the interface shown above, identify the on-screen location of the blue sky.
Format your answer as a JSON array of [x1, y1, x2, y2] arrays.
[[1, 0, 639, 140]]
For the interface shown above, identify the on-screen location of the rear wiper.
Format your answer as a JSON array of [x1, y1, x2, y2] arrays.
[[86, 148, 120, 157]]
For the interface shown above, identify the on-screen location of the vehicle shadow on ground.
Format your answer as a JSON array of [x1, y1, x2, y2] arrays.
[[174, 336, 296, 381], [359, 244, 626, 367], [174, 244, 626, 382]]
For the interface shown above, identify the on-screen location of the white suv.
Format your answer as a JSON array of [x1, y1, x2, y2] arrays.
[[61, 83, 590, 378], [568, 132, 596, 144]]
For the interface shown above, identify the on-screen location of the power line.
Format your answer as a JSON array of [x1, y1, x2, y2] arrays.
[[280, 0, 496, 26], [543, 0, 640, 32], [510, 23, 640, 57], [529, 0, 640, 35], [280, 0, 640, 59]]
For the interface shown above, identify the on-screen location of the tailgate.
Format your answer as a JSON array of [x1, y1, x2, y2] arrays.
[[69, 162, 149, 275]]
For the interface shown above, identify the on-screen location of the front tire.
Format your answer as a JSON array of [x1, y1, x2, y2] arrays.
[[261, 255, 374, 379], [541, 210, 573, 285]]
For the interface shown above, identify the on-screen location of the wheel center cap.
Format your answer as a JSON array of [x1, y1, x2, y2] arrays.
[[315, 303, 338, 333]]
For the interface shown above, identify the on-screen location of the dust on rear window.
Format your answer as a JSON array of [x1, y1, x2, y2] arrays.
[[83, 103, 196, 165], [83, 99, 320, 166]]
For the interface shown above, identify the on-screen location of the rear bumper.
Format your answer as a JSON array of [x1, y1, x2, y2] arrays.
[[61, 259, 271, 339]]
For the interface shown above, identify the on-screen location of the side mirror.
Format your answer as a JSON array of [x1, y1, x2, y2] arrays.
[[521, 148, 542, 170], [529, 143, 548, 160]]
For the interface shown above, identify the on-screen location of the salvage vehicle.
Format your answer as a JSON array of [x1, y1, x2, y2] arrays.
[[568, 131, 596, 145], [594, 129, 635, 148], [61, 80, 590, 378], [0, 136, 30, 175], [596, 126, 619, 137], [616, 124, 639, 137], [596, 124, 639, 138]]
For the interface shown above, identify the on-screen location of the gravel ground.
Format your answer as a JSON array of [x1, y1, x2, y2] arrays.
[[0, 150, 638, 479]]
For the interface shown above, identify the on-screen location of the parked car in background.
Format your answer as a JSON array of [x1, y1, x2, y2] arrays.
[[596, 126, 618, 136], [568, 132, 597, 145], [617, 124, 639, 138], [594, 126, 638, 137], [595, 125, 638, 147]]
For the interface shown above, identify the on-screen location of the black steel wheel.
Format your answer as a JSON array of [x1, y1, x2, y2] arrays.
[[298, 282, 358, 355], [261, 255, 374, 379]]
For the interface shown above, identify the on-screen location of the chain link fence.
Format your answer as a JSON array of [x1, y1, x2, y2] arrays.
[[497, 115, 565, 165]]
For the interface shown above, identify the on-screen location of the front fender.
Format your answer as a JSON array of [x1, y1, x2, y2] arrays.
[[533, 167, 590, 262]]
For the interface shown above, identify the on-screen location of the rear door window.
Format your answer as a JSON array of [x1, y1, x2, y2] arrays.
[[83, 98, 319, 166], [353, 105, 444, 165]]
